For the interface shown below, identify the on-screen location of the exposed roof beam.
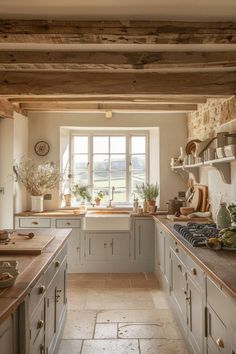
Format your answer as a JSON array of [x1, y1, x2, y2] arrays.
[[20, 102, 197, 113], [0, 71, 236, 96], [0, 51, 236, 72], [0, 20, 236, 45], [10, 95, 207, 104]]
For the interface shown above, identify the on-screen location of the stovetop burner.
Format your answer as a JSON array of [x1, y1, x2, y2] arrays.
[[173, 222, 220, 247]]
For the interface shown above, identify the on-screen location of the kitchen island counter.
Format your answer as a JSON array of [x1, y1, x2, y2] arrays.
[[0, 228, 71, 325]]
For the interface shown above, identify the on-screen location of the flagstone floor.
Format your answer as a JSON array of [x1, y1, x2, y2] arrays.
[[58, 273, 189, 354]]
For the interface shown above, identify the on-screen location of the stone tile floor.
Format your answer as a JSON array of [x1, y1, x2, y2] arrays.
[[58, 273, 189, 354]]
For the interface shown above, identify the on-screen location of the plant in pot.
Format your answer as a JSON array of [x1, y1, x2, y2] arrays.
[[71, 184, 92, 211], [14, 159, 60, 212], [94, 191, 104, 206], [136, 182, 159, 213]]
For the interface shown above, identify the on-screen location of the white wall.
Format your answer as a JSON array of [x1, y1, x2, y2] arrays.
[[0, 113, 28, 228], [28, 111, 187, 210]]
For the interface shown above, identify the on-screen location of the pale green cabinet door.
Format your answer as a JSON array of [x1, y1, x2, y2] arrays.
[[187, 275, 204, 354], [0, 316, 14, 354], [134, 219, 154, 261], [67, 229, 81, 272], [110, 233, 130, 260], [170, 249, 187, 332], [85, 234, 110, 261]]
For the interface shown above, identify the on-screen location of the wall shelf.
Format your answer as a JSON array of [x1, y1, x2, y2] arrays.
[[171, 156, 236, 184]]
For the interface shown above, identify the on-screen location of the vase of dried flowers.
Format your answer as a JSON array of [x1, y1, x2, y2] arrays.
[[14, 159, 60, 212]]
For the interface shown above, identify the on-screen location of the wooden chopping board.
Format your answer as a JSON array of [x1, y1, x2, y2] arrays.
[[188, 186, 202, 211], [167, 215, 212, 222], [0, 233, 55, 255], [194, 184, 208, 212]]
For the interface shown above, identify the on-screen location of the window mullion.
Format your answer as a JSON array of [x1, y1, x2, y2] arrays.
[[126, 135, 130, 203], [89, 135, 93, 194]]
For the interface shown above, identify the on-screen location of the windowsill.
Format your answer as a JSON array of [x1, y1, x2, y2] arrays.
[[59, 205, 133, 211]]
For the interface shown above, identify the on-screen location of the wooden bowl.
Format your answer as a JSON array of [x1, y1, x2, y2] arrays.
[[180, 207, 194, 216]]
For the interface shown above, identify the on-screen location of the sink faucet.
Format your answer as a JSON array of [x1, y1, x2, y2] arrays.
[[107, 186, 115, 208]]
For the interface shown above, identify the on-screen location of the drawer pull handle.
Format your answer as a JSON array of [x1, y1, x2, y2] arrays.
[[37, 320, 44, 329], [38, 285, 46, 294], [66, 222, 71, 225], [191, 268, 197, 276], [32, 221, 38, 225], [55, 261, 60, 267], [175, 248, 179, 253], [177, 264, 182, 271], [216, 338, 224, 348]]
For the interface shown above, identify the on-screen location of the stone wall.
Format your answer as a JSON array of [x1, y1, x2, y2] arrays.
[[188, 96, 236, 140]]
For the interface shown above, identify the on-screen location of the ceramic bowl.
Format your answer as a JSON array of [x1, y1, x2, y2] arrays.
[[0, 269, 19, 288], [224, 144, 236, 157], [216, 147, 225, 159]]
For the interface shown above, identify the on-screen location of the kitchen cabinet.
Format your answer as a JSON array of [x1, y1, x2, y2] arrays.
[[155, 225, 171, 290], [0, 316, 15, 354], [84, 232, 130, 262], [134, 218, 154, 262]]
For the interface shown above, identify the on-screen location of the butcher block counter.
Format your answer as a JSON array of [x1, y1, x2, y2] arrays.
[[154, 216, 236, 299], [0, 228, 71, 354]]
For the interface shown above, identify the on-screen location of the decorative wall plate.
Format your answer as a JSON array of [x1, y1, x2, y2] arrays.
[[34, 141, 50, 156]]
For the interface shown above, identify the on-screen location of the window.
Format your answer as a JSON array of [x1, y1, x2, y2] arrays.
[[69, 131, 148, 204]]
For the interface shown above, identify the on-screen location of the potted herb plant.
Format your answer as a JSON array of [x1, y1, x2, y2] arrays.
[[71, 184, 92, 210], [136, 182, 159, 212], [14, 159, 60, 212], [94, 191, 104, 206]]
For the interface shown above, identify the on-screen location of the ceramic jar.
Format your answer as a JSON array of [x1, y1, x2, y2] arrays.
[[216, 203, 231, 229]]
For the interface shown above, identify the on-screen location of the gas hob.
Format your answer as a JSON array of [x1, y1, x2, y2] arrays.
[[173, 223, 220, 247]]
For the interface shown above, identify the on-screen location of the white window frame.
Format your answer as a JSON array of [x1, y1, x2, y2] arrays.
[[69, 129, 150, 204]]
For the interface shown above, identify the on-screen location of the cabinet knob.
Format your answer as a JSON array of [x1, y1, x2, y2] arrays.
[[32, 221, 38, 225], [66, 222, 71, 225], [191, 268, 197, 276], [216, 338, 224, 348], [55, 260, 60, 267], [37, 320, 44, 329], [104, 243, 107, 248], [175, 248, 179, 253], [38, 285, 46, 294], [177, 264, 182, 271]]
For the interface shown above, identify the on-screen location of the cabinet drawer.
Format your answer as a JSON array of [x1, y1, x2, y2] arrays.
[[207, 277, 231, 323], [208, 305, 228, 354], [186, 255, 205, 288], [19, 218, 51, 228], [45, 245, 67, 286], [170, 239, 187, 264], [30, 298, 45, 344], [56, 218, 81, 228], [29, 273, 47, 316]]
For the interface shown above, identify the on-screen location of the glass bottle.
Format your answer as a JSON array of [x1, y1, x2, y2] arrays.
[[216, 202, 231, 229]]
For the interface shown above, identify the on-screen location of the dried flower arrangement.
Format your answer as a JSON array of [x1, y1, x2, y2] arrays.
[[14, 159, 60, 196]]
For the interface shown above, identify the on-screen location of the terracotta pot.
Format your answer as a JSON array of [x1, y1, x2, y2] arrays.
[[95, 198, 101, 206], [147, 200, 156, 213]]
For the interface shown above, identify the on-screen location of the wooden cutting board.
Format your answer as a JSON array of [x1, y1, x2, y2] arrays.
[[167, 215, 212, 222], [188, 186, 202, 211], [0, 233, 55, 255], [194, 184, 208, 212]]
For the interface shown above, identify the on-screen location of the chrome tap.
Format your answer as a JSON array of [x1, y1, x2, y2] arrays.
[[107, 186, 115, 208]]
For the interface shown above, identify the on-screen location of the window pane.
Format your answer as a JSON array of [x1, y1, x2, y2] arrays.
[[93, 171, 109, 188], [110, 136, 126, 153], [73, 154, 88, 171], [93, 155, 109, 171], [131, 136, 146, 154], [111, 171, 126, 188], [93, 136, 109, 153], [73, 136, 88, 154], [73, 171, 89, 185], [131, 171, 146, 191], [111, 154, 126, 170], [113, 188, 126, 203], [131, 155, 146, 170]]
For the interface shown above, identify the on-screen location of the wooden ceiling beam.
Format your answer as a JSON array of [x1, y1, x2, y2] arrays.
[[20, 102, 198, 112], [0, 20, 236, 44], [0, 71, 236, 96], [0, 51, 236, 72]]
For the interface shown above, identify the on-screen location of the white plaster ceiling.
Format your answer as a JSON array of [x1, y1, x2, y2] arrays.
[[0, 0, 236, 21]]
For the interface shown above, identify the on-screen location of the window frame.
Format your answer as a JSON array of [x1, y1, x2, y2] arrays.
[[69, 129, 150, 205]]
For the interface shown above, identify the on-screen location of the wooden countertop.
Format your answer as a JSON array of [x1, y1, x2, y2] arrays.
[[15, 210, 168, 217], [0, 228, 71, 325], [154, 216, 236, 301]]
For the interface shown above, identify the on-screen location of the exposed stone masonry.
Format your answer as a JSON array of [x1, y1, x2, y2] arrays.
[[188, 96, 236, 140]]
